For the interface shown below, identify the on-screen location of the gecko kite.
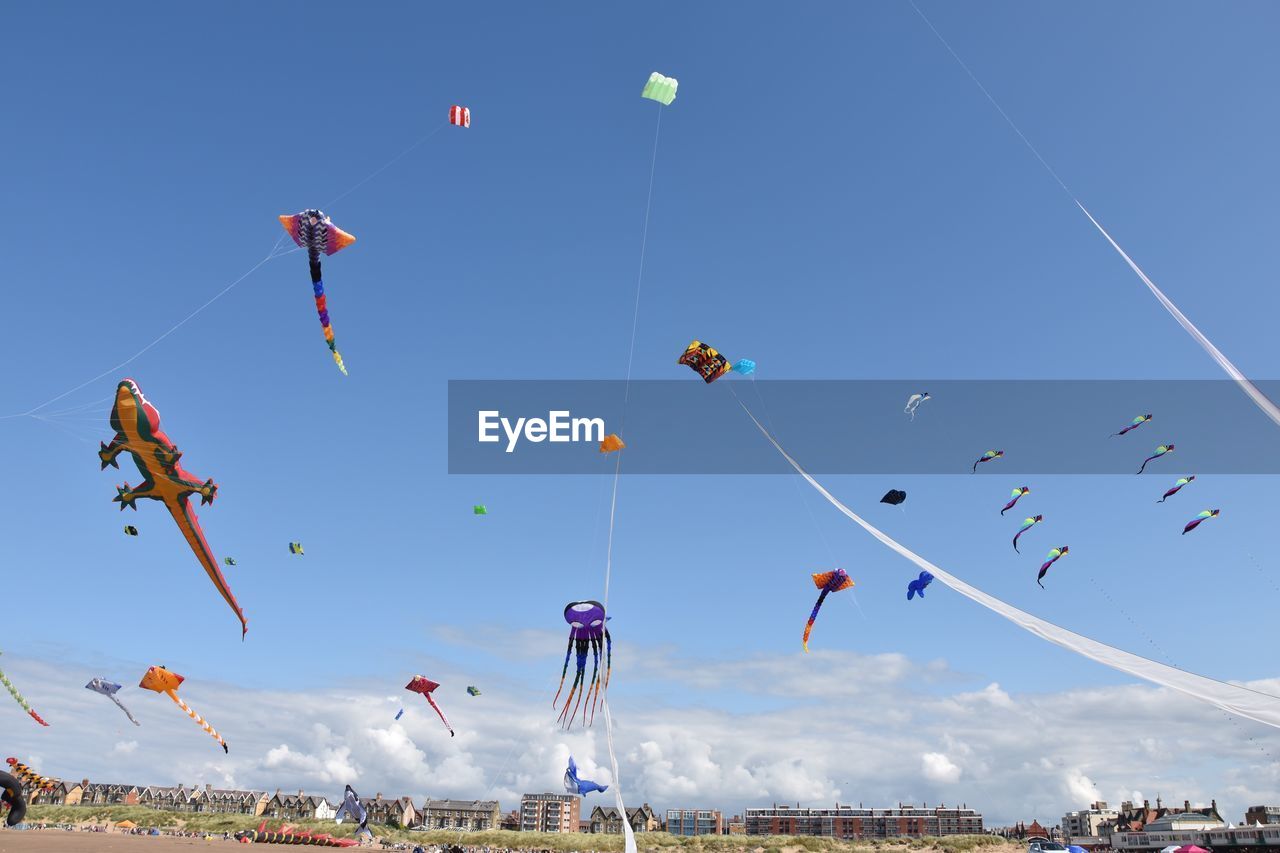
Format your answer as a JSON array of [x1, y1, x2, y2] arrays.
[[1001, 486, 1030, 516], [804, 569, 854, 652], [1137, 444, 1174, 474], [85, 678, 140, 726], [100, 379, 246, 636], [564, 756, 608, 797], [0, 652, 48, 727], [1012, 515, 1043, 553], [904, 392, 930, 420], [554, 600, 612, 728], [1159, 476, 1195, 503], [405, 676, 454, 736], [1114, 414, 1153, 436], [907, 571, 933, 601], [1183, 509, 1220, 535], [139, 665, 227, 752], [278, 209, 357, 375], [1037, 546, 1069, 588], [972, 449, 1004, 473]]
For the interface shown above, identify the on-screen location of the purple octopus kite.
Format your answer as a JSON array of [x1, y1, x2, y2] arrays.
[[554, 600, 612, 729]]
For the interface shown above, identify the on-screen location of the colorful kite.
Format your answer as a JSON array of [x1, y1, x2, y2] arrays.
[[123, 525, 138, 536], [224, 557, 237, 566], [599, 434, 625, 453], [100, 379, 246, 636], [1, 770, 26, 826], [678, 340, 733, 383], [289, 542, 304, 555], [641, 72, 678, 105], [1159, 475, 1195, 503], [907, 570, 933, 601], [732, 359, 756, 376], [803, 569, 854, 652], [1114, 414, 1153, 436], [1012, 515, 1043, 553], [85, 678, 140, 727], [881, 489, 906, 506], [236, 821, 358, 847], [554, 600, 612, 728], [1001, 486, 1030, 516], [393, 708, 404, 721], [1183, 509, 1220, 535], [905, 392, 931, 420], [5, 759, 57, 792], [1137, 444, 1174, 474], [334, 785, 371, 839], [0, 652, 48, 727], [278, 209, 357, 375], [564, 756, 608, 797], [139, 665, 227, 753], [1037, 546, 1069, 588], [466, 686, 481, 696], [473, 505, 488, 515], [449, 105, 471, 128], [972, 449, 1004, 473], [405, 676, 454, 736]]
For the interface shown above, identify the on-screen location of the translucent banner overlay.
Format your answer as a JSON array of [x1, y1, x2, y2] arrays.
[[447, 380, 1280, 474]]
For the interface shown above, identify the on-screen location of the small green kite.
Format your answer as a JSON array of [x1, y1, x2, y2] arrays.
[[473, 505, 487, 515], [641, 72, 678, 106]]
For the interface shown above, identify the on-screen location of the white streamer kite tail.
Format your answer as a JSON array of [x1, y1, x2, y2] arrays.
[[110, 695, 141, 727], [739, 400, 1280, 731], [166, 689, 227, 752], [1075, 202, 1280, 428]]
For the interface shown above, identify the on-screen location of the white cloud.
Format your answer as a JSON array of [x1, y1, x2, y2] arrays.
[[922, 753, 961, 784], [111, 741, 138, 756]]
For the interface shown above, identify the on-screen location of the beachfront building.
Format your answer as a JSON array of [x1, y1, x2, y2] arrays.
[[188, 785, 269, 815], [520, 793, 580, 833], [1063, 802, 1119, 842], [414, 799, 500, 831], [363, 793, 417, 828], [263, 790, 337, 821], [27, 780, 82, 806], [79, 782, 140, 806], [500, 810, 520, 831], [666, 808, 724, 836], [138, 785, 192, 811], [745, 803, 984, 838], [1246, 807, 1280, 826], [589, 804, 659, 834], [726, 815, 746, 835], [1099, 799, 1223, 835]]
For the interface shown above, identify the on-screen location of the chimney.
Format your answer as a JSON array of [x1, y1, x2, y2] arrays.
[[274, 788, 281, 797], [1185, 800, 1191, 813], [1144, 800, 1150, 810], [81, 779, 89, 789], [207, 784, 213, 792]]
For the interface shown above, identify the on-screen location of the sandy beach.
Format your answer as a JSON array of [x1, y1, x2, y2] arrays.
[[0, 831, 242, 852]]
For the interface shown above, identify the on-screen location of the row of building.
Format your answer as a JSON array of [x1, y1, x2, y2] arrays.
[[1056, 798, 1280, 851]]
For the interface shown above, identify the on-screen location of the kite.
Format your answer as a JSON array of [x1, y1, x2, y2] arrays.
[[1001, 486, 1030, 516], [237, 821, 358, 847], [972, 449, 1004, 473], [678, 340, 733, 383], [139, 665, 227, 753], [449, 105, 471, 128], [123, 525, 138, 536], [880, 489, 906, 506], [473, 505, 487, 515], [1159, 476, 1195, 503], [1, 770, 26, 827], [224, 557, 236, 566], [904, 392, 931, 420], [803, 569, 854, 652], [85, 678, 140, 727], [732, 359, 756, 376], [1137, 444, 1174, 474], [289, 542, 304, 555], [1113, 413, 1153, 436], [405, 676, 454, 736], [100, 379, 247, 636], [394, 708, 404, 721], [554, 600, 612, 728], [5, 759, 57, 792], [334, 785, 371, 839], [564, 756, 608, 797], [1183, 509, 1220, 535], [0, 652, 49, 727], [907, 571, 933, 601], [278, 209, 357, 375], [466, 686, 481, 696], [599, 434, 625, 453], [641, 72, 678, 106], [1012, 515, 1043, 553], [1037, 546, 1069, 588]]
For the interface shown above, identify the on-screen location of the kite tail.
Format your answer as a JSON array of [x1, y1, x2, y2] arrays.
[[309, 252, 347, 376], [557, 671, 584, 727], [167, 690, 227, 753], [1013, 531, 1024, 553], [425, 694, 454, 736], [802, 589, 830, 652], [587, 636, 603, 727], [552, 637, 574, 709], [111, 694, 141, 727], [0, 663, 48, 727]]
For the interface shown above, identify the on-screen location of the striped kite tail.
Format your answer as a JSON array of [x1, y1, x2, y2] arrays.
[[167, 690, 227, 753], [0, 664, 48, 726], [309, 253, 347, 376]]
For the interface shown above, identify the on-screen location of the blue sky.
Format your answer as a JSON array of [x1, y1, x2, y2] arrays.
[[4, 0, 1280, 826]]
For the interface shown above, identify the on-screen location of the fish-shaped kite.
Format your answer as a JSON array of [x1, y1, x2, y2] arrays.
[[85, 678, 140, 726], [1037, 546, 1069, 588], [1137, 444, 1174, 475], [334, 785, 371, 839], [1013, 515, 1044, 553], [1183, 509, 1219, 535], [1113, 414, 1153, 436], [100, 379, 246, 636], [973, 449, 1004, 473], [1158, 476, 1195, 503], [907, 571, 933, 601], [803, 569, 854, 652], [139, 665, 227, 752], [405, 675, 454, 736], [278, 209, 357, 375], [1001, 486, 1030, 516], [0, 652, 48, 727], [904, 392, 931, 420], [564, 755, 608, 797]]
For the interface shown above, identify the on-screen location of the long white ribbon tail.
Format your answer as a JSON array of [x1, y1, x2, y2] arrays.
[[602, 695, 637, 853]]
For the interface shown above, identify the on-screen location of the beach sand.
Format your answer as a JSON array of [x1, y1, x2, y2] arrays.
[[0, 831, 243, 852]]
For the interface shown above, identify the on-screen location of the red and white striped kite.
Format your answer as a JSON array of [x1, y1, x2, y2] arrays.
[[449, 105, 470, 128]]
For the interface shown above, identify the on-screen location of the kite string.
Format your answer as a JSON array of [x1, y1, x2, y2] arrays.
[[621, 104, 664, 406], [323, 124, 448, 209]]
